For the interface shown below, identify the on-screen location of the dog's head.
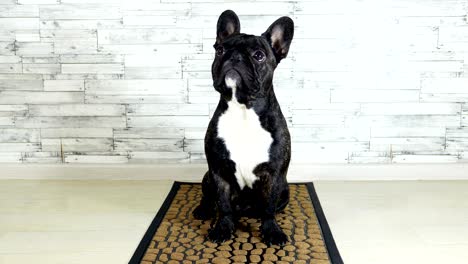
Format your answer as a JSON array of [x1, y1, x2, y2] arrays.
[[211, 10, 294, 106]]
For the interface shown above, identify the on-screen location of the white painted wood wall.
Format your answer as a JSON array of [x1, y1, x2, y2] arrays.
[[0, 0, 467, 164]]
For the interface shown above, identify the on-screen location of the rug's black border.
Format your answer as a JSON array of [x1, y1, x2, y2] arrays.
[[129, 181, 343, 264]]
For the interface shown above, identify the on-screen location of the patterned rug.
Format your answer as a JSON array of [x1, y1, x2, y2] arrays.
[[129, 182, 343, 264]]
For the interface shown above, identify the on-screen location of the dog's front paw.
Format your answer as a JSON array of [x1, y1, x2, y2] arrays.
[[262, 221, 289, 246], [193, 204, 214, 220], [208, 218, 234, 243]]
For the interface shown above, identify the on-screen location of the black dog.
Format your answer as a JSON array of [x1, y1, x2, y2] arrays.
[[192, 10, 294, 246]]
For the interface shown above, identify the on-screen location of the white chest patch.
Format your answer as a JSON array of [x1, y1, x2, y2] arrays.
[[217, 77, 273, 189]]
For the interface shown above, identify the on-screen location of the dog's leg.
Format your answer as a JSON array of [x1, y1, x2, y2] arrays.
[[255, 166, 289, 246], [193, 171, 216, 220], [207, 173, 235, 243]]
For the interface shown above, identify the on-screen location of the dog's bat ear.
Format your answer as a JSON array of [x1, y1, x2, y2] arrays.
[[216, 10, 240, 44], [262, 16, 294, 63]]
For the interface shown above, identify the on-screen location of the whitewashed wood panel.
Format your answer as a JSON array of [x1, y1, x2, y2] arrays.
[[290, 127, 370, 142], [85, 95, 186, 104], [85, 80, 186, 95], [22, 152, 61, 163], [421, 78, 468, 94], [446, 138, 468, 151], [0, 80, 43, 91], [0, 152, 22, 163], [349, 151, 391, 164], [62, 64, 123, 74], [124, 67, 182, 79], [98, 29, 202, 45], [16, 42, 54, 56], [29, 104, 125, 116], [332, 89, 420, 103], [360, 103, 461, 115], [41, 128, 113, 138], [0, 142, 40, 152], [183, 139, 203, 153], [0, 128, 40, 142], [60, 54, 123, 64], [127, 116, 208, 128], [40, 19, 122, 30], [128, 151, 189, 163], [0, 18, 39, 30], [392, 154, 458, 163], [370, 138, 445, 152], [127, 104, 208, 116], [115, 138, 183, 151], [43, 80, 83, 91], [371, 127, 446, 138], [15, 31, 41, 42], [56, 138, 114, 152], [114, 127, 184, 139], [0, 64, 22, 74], [0, 91, 83, 104], [23, 64, 60, 74], [40, 5, 121, 20], [184, 127, 206, 140], [15, 116, 126, 128], [65, 154, 128, 164], [0, 117, 14, 126], [0, 0, 466, 164], [98, 44, 201, 55], [346, 115, 461, 127]]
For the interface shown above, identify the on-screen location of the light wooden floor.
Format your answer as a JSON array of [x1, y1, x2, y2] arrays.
[[0, 180, 467, 264]]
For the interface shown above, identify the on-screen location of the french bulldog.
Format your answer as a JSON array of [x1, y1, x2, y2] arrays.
[[192, 10, 294, 246]]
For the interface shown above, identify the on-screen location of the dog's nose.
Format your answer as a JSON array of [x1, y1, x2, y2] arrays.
[[230, 52, 243, 63]]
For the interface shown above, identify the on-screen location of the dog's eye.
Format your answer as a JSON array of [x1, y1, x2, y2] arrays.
[[253, 50, 266, 62], [215, 46, 224, 56]]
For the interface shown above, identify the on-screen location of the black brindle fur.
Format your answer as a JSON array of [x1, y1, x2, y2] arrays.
[[192, 10, 294, 246]]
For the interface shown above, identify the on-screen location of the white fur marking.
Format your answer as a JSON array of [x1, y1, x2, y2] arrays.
[[217, 76, 273, 189]]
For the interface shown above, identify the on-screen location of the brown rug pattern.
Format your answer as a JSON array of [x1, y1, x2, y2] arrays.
[[140, 184, 331, 264]]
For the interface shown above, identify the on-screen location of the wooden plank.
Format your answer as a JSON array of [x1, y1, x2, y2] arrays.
[[98, 29, 202, 45], [331, 89, 420, 103], [360, 103, 461, 115], [22, 152, 61, 163], [0, 64, 22, 74], [23, 64, 61, 74], [0, 143, 40, 152], [85, 94, 186, 104], [85, 80, 186, 95], [39, 5, 121, 20], [40, 19, 122, 30], [41, 128, 113, 138], [0, 129, 40, 142], [128, 151, 189, 163], [65, 154, 128, 164], [60, 54, 123, 64], [370, 137, 445, 152], [127, 104, 208, 116], [16, 42, 54, 56], [62, 64, 123, 74], [114, 127, 184, 139], [115, 138, 183, 151], [0, 18, 39, 30], [346, 115, 461, 127], [0, 80, 43, 91], [15, 116, 126, 128], [29, 104, 125, 116], [0, 117, 14, 126], [0, 91, 83, 104], [44, 80, 84, 91], [372, 127, 446, 138], [127, 116, 208, 128]]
